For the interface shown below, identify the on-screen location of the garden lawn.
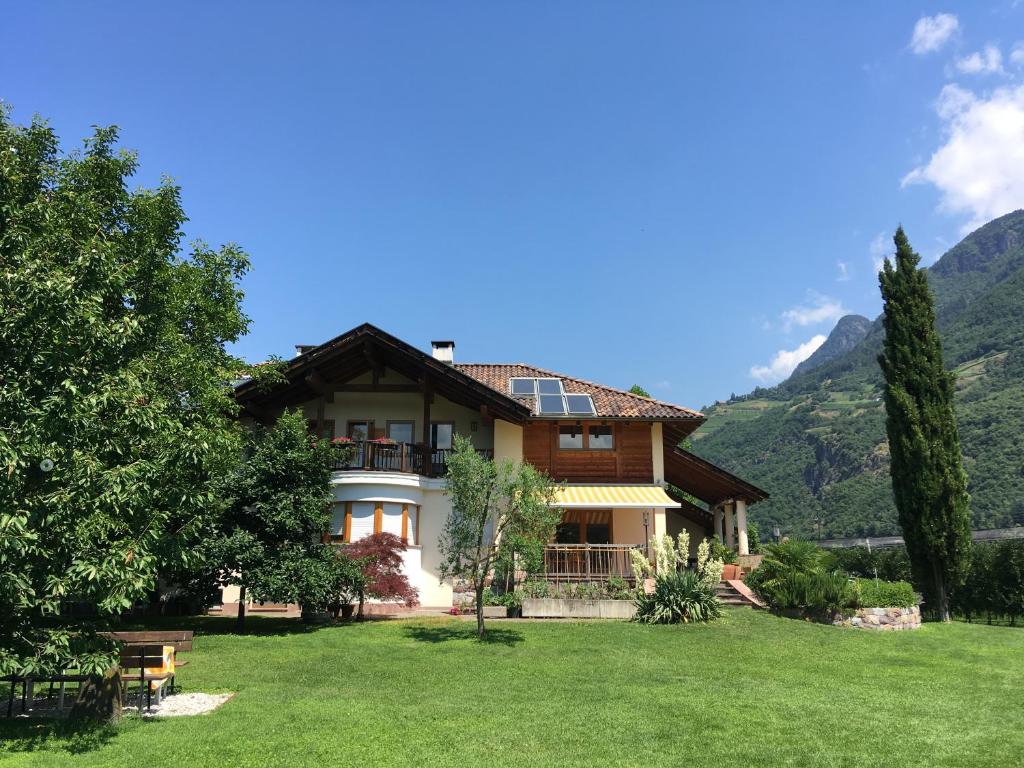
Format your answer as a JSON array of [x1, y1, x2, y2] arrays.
[[1, 608, 1022, 767]]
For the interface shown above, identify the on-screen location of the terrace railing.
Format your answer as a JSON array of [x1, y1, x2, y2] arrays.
[[541, 544, 645, 583], [331, 440, 493, 477]]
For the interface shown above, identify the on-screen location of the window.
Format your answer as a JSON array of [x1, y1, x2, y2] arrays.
[[555, 522, 581, 543], [349, 502, 375, 542], [381, 503, 403, 536], [407, 505, 419, 546], [387, 421, 414, 445], [588, 425, 614, 450], [431, 422, 454, 450], [306, 420, 335, 440], [559, 424, 583, 449]]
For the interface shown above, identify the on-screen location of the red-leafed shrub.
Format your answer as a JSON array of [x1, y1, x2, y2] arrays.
[[345, 533, 419, 619]]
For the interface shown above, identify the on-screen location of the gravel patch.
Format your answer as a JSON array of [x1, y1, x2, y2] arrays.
[[141, 692, 234, 718]]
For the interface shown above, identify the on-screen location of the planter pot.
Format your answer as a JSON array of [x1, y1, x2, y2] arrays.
[[482, 606, 507, 618], [301, 610, 333, 625], [340, 604, 355, 620], [521, 598, 636, 620], [506, 605, 522, 618]]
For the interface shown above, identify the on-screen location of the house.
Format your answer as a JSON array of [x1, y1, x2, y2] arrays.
[[230, 323, 767, 609]]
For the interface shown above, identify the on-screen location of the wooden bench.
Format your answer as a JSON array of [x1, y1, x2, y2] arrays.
[[106, 630, 193, 670], [119, 645, 173, 712]]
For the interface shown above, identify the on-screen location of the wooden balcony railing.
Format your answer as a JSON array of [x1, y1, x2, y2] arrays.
[[541, 544, 645, 583], [331, 440, 493, 477]]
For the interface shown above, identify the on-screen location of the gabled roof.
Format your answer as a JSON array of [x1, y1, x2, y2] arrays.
[[455, 363, 705, 424], [235, 323, 531, 424]]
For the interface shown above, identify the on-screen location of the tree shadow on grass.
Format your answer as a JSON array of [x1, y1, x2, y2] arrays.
[[114, 614, 369, 639], [0, 717, 120, 756], [403, 623, 524, 646]]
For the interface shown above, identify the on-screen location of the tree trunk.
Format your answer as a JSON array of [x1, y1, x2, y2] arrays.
[[475, 582, 485, 639], [235, 584, 247, 633], [71, 666, 122, 722], [932, 561, 950, 622], [357, 589, 365, 622]]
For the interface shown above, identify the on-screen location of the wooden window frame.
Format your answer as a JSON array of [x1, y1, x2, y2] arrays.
[[557, 423, 585, 450], [346, 419, 375, 440], [307, 419, 336, 440], [586, 423, 615, 451], [430, 421, 456, 449], [555, 421, 615, 451], [386, 420, 415, 445]]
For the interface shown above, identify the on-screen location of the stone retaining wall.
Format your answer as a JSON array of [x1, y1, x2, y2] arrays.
[[834, 605, 921, 630]]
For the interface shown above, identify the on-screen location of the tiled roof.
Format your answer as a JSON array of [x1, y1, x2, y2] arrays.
[[454, 363, 704, 421]]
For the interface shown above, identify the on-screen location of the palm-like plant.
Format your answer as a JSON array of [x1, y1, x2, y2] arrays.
[[634, 570, 721, 624]]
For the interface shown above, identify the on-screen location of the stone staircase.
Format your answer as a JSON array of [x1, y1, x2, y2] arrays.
[[715, 580, 764, 608]]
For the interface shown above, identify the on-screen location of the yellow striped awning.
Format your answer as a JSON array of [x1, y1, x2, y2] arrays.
[[550, 484, 681, 509]]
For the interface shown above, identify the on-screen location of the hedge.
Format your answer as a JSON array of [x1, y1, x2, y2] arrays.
[[855, 578, 916, 609]]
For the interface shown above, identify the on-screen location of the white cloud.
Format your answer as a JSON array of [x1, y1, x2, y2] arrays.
[[780, 293, 848, 331], [903, 84, 1024, 232], [750, 335, 828, 384], [955, 45, 1004, 75], [1011, 42, 1024, 66], [869, 231, 891, 273], [910, 14, 959, 55], [836, 261, 850, 281]]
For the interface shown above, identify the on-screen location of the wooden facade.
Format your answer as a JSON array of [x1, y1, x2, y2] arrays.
[[522, 420, 653, 483]]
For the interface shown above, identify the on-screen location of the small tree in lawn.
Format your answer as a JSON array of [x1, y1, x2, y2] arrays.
[[345, 533, 419, 620], [213, 409, 353, 631], [878, 226, 971, 621], [440, 434, 559, 638]]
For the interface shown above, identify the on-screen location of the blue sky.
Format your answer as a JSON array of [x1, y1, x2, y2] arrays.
[[4, 3, 1023, 407]]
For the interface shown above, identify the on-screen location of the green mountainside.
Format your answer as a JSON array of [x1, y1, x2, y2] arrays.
[[694, 210, 1024, 538]]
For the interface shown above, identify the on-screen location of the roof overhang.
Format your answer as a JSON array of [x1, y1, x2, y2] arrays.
[[662, 434, 769, 507], [235, 323, 531, 424]]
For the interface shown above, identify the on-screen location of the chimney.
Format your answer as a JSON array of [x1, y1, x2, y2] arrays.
[[431, 340, 455, 364], [294, 344, 316, 358]]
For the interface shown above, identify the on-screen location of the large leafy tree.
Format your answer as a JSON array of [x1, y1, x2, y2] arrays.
[[212, 409, 352, 631], [0, 111, 250, 675], [878, 226, 971, 621], [440, 434, 558, 638]]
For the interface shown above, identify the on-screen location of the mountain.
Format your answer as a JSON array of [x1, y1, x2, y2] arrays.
[[791, 314, 872, 378], [694, 210, 1024, 539]]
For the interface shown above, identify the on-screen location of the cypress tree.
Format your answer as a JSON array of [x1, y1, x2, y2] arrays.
[[878, 227, 971, 621]]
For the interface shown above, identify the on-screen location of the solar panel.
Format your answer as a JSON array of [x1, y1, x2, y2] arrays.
[[537, 379, 563, 395], [538, 394, 567, 414], [565, 394, 596, 415], [510, 378, 537, 396]]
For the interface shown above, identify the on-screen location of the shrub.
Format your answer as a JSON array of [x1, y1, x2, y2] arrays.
[[823, 546, 912, 582], [605, 576, 633, 600], [747, 540, 856, 616], [634, 571, 721, 624], [344, 533, 419, 619], [855, 579, 917, 609]]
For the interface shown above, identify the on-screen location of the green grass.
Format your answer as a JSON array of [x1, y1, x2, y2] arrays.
[[2, 609, 1022, 767]]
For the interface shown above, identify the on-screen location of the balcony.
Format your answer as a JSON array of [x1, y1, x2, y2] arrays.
[[540, 544, 644, 583], [331, 440, 493, 477]]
